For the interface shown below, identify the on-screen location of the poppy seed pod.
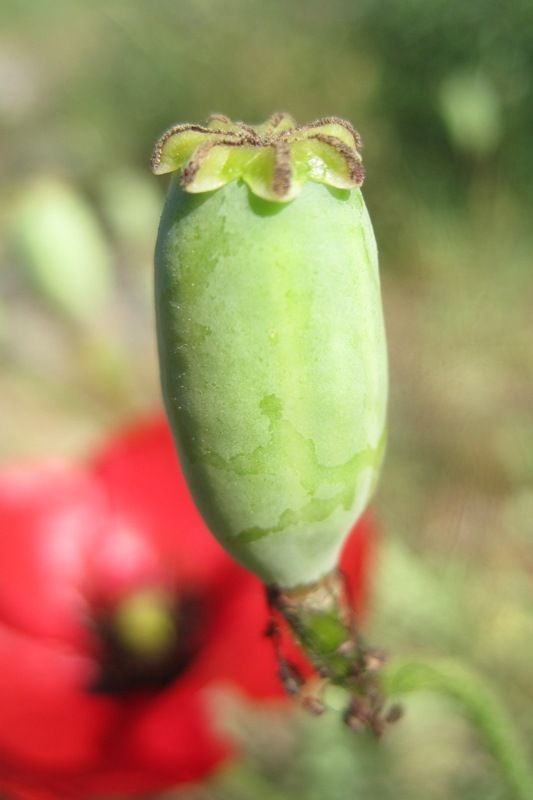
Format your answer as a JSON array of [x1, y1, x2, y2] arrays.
[[152, 113, 388, 590]]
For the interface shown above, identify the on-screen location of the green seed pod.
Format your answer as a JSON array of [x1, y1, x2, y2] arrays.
[[153, 113, 387, 589]]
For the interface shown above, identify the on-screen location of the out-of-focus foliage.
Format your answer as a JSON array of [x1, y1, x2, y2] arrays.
[[0, 1, 532, 798], [354, 0, 533, 197]]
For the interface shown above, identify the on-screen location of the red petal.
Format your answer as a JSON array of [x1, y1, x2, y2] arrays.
[[0, 621, 115, 774], [340, 512, 377, 618], [90, 415, 231, 596], [191, 567, 284, 699], [81, 681, 230, 795], [0, 463, 105, 646]]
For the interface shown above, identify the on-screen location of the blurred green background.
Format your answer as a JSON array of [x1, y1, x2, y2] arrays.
[[1, 2, 532, 798]]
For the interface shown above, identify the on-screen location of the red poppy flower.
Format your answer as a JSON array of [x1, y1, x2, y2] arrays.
[[0, 415, 375, 799]]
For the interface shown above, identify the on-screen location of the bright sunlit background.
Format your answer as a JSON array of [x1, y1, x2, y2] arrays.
[[1, 2, 532, 799]]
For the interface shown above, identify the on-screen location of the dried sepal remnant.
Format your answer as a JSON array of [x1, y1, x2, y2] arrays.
[[151, 113, 364, 202]]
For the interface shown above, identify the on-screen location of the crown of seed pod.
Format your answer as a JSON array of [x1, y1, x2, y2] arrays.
[[151, 112, 365, 202], [152, 113, 387, 591]]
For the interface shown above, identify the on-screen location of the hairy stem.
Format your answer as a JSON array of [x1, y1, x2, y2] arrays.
[[267, 570, 387, 733]]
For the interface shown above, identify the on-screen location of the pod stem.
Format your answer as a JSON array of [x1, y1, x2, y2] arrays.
[[383, 659, 533, 800], [266, 570, 392, 734]]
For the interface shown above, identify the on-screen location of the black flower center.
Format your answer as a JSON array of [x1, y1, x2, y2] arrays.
[[90, 588, 205, 695]]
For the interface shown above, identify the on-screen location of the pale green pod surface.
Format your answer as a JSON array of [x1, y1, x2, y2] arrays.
[[153, 114, 388, 588]]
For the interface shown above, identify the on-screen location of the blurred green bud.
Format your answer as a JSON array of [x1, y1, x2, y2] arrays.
[[439, 71, 502, 157], [99, 169, 162, 259], [153, 114, 388, 589], [10, 177, 112, 326]]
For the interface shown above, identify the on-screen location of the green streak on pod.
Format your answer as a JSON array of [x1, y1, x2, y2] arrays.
[[155, 177, 387, 588]]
